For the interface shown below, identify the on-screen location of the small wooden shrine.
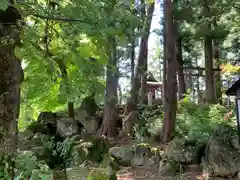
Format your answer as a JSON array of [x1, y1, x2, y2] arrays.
[[146, 72, 162, 104]]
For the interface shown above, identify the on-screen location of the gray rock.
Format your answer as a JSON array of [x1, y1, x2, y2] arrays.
[[132, 144, 161, 167], [162, 138, 204, 164], [159, 158, 180, 176], [84, 116, 101, 133], [109, 145, 134, 166], [56, 117, 80, 138], [202, 138, 240, 177]]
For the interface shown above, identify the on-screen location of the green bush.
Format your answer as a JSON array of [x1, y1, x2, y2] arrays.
[[87, 169, 108, 180], [176, 98, 236, 142], [135, 105, 163, 141], [134, 95, 237, 143], [0, 151, 53, 180]]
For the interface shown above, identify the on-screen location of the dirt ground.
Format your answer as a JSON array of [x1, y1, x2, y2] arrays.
[[116, 166, 205, 180]]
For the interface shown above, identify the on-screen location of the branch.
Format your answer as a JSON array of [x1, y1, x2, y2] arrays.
[[31, 43, 67, 78], [31, 13, 92, 24], [183, 66, 221, 71]]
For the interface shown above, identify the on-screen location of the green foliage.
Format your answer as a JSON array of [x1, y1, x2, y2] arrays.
[[14, 0, 141, 129], [56, 137, 74, 163], [0, 151, 53, 180], [55, 135, 109, 167], [87, 170, 108, 180], [0, 1, 8, 11], [135, 105, 163, 141], [176, 98, 236, 142]]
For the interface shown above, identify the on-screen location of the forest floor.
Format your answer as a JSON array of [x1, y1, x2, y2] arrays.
[[116, 167, 232, 180], [117, 167, 201, 180]]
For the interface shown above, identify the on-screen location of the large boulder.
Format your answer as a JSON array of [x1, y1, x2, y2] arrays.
[[132, 143, 161, 167], [202, 124, 240, 177], [60, 134, 110, 168], [158, 158, 180, 176], [162, 138, 205, 165], [109, 145, 134, 166], [82, 116, 101, 133], [56, 117, 81, 138], [25, 112, 58, 136], [109, 143, 161, 168]]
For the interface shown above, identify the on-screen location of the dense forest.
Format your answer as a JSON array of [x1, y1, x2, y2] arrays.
[[0, 0, 239, 179]]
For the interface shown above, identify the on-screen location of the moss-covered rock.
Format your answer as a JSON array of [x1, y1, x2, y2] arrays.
[[159, 158, 180, 176], [59, 134, 110, 168], [132, 143, 161, 167], [109, 145, 133, 166], [162, 138, 205, 165], [202, 125, 240, 177], [101, 154, 119, 171]]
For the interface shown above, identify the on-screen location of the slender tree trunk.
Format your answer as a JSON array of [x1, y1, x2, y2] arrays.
[[173, 0, 185, 100], [101, 37, 118, 137], [0, 5, 22, 179], [203, 0, 216, 104], [213, 21, 222, 104], [130, 38, 135, 85], [176, 37, 186, 99], [131, 2, 155, 107], [68, 102, 74, 118], [162, 17, 167, 105], [196, 76, 201, 103], [118, 84, 122, 105], [162, 0, 177, 143]]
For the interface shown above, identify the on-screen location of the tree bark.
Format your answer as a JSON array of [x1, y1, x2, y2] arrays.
[[213, 21, 222, 104], [118, 84, 122, 105], [101, 37, 118, 137], [176, 37, 186, 99], [130, 38, 135, 85], [68, 102, 74, 118], [203, 0, 216, 104], [162, 0, 177, 143], [0, 5, 22, 179], [131, 2, 155, 107], [174, 0, 185, 100]]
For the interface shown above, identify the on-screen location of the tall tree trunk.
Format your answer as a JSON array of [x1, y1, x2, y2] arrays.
[[118, 84, 122, 105], [162, 0, 177, 143], [203, 0, 216, 104], [174, 0, 185, 100], [176, 37, 186, 99], [131, 2, 155, 107], [101, 37, 118, 137], [213, 21, 222, 104], [130, 38, 135, 85], [162, 17, 167, 105], [0, 5, 22, 179]]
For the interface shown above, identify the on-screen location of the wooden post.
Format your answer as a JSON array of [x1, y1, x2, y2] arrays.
[[148, 91, 153, 105], [236, 89, 240, 144]]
